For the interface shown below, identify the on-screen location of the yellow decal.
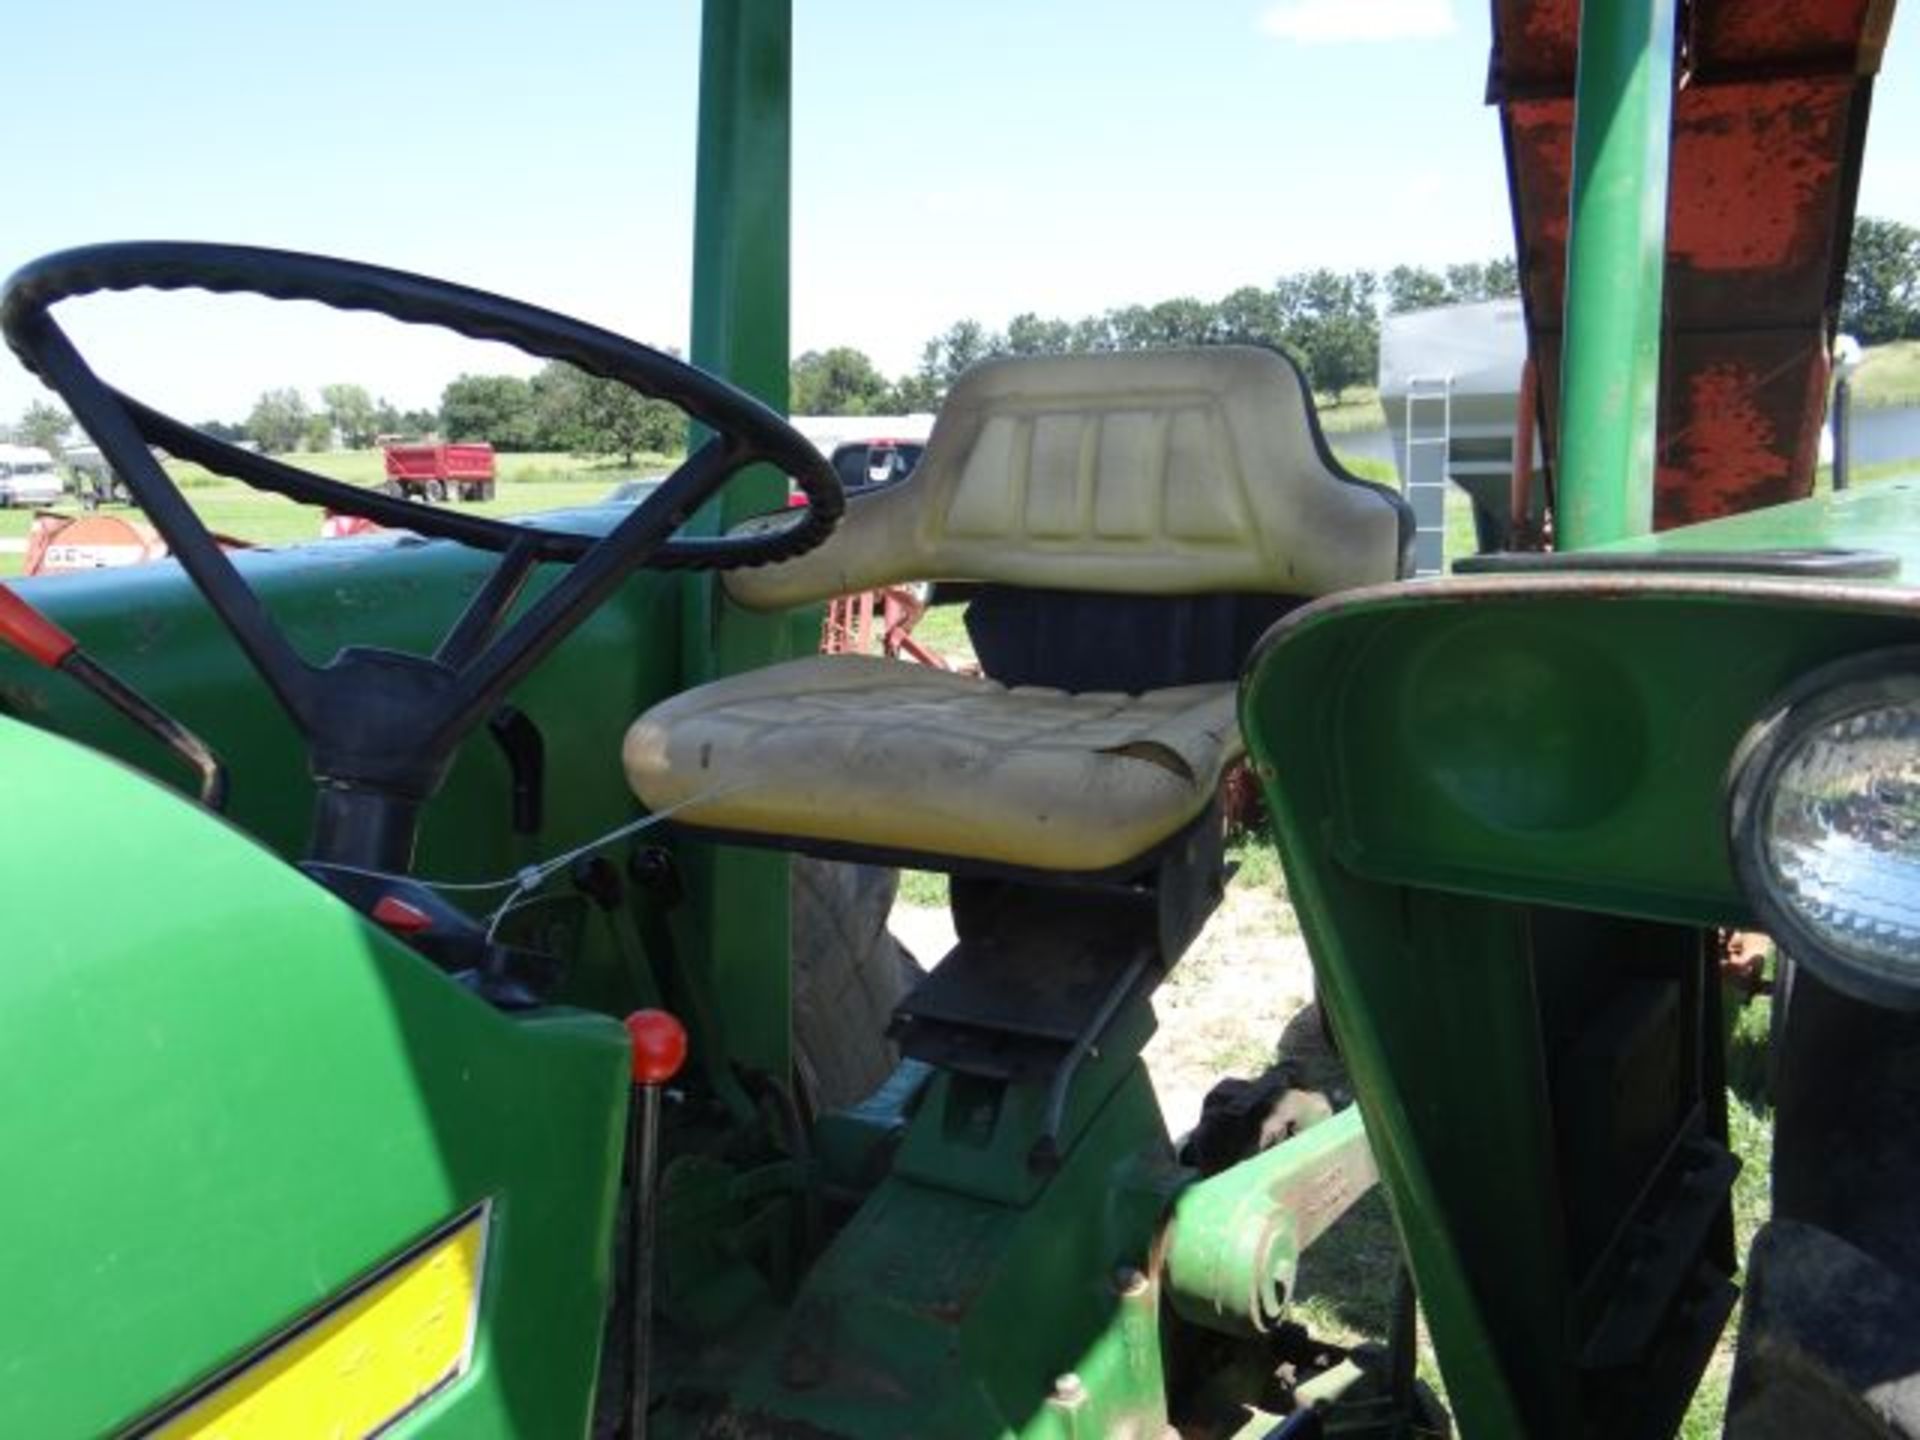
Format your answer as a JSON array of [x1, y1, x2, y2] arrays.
[[147, 1205, 488, 1439]]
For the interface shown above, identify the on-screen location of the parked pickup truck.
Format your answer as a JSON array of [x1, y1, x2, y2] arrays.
[[380, 441, 496, 502]]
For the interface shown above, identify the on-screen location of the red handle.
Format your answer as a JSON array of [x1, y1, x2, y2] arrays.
[[0, 585, 77, 669], [624, 1010, 689, 1087]]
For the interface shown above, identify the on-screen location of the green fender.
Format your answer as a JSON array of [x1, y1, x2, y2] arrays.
[[0, 716, 629, 1438]]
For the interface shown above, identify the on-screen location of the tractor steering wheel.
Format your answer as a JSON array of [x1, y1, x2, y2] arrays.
[[1, 242, 843, 873]]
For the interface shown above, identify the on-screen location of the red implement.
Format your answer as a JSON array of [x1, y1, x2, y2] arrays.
[[381, 441, 497, 502]]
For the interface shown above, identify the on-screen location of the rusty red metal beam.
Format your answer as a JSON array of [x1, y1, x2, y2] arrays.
[[1492, 0, 1894, 529]]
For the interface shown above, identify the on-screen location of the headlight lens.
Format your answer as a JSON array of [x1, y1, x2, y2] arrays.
[[1729, 650, 1920, 1010]]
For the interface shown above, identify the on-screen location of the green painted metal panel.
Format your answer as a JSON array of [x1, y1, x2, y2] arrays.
[[1556, 0, 1677, 550], [660, 1063, 1183, 1438], [0, 518, 677, 869], [677, 0, 801, 1085], [0, 716, 628, 1437], [1252, 580, 1920, 922], [0, 523, 683, 1017], [1165, 1104, 1375, 1339], [689, 0, 793, 540], [1590, 477, 1920, 582], [1239, 567, 1920, 1437]]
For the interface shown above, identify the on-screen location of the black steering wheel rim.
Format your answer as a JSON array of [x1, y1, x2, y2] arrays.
[[0, 241, 845, 871], [1, 241, 841, 564]]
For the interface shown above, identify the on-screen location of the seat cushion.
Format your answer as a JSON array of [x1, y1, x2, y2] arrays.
[[623, 655, 1242, 873]]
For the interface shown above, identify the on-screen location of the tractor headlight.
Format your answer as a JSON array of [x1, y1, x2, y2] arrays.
[[1729, 648, 1920, 1010]]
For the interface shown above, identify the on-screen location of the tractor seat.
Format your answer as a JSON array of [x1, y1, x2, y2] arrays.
[[623, 654, 1239, 874], [624, 346, 1412, 877]]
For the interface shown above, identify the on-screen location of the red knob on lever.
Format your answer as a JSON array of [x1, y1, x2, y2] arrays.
[[623, 1008, 686, 1440], [625, 1009, 689, 1088], [0, 584, 78, 670]]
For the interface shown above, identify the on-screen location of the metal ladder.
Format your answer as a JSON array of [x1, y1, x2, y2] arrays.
[[1401, 375, 1452, 576]]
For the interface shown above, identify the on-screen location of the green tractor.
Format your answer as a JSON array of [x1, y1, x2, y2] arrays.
[[0, 4, 1913, 1439]]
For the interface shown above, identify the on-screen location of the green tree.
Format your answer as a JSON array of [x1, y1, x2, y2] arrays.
[[1004, 313, 1075, 356], [14, 400, 72, 455], [440, 374, 538, 449], [890, 371, 942, 413], [1843, 216, 1920, 344], [790, 347, 893, 414], [1285, 268, 1380, 403], [1213, 286, 1288, 348], [1442, 259, 1519, 303], [246, 387, 311, 454], [320, 383, 379, 449], [1069, 314, 1118, 352], [527, 360, 681, 460], [1482, 256, 1519, 298], [371, 397, 405, 438], [907, 320, 1003, 408], [574, 374, 680, 464], [197, 418, 249, 445], [1139, 297, 1217, 347], [529, 362, 590, 450], [1104, 304, 1154, 349], [1383, 265, 1451, 313]]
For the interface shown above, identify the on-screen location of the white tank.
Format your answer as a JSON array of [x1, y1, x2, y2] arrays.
[[1377, 299, 1537, 569]]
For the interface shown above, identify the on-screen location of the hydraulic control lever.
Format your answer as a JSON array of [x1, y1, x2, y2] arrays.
[[624, 1009, 687, 1440], [0, 582, 229, 810]]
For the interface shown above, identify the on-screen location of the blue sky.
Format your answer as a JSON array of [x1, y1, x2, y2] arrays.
[[5, 0, 1918, 424]]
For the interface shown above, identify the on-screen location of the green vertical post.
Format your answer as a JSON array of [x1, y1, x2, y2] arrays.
[[679, 0, 795, 1080], [1555, 0, 1677, 551]]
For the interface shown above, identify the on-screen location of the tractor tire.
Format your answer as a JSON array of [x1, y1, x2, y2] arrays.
[[426, 479, 448, 503], [790, 856, 920, 1113], [1726, 965, 1920, 1438]]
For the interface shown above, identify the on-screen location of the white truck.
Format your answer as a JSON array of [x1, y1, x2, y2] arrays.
[[0, 444, 64, 507]]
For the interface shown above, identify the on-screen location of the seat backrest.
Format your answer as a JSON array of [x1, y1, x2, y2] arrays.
[[726, 346, 1412, 611]]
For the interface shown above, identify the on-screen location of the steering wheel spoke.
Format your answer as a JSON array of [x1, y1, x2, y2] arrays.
[[435, 536, 544, 671], [18, 307, 325, 731]]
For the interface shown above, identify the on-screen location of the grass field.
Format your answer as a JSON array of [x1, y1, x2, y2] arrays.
[[0, 448, 670, 578], [1853, 338, 1920, 409], [1316, 387, 1386, 434], [162, 447, 667, 491]]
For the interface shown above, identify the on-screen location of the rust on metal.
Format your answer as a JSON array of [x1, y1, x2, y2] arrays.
[[1690, 1, 1890, 73], [1490, 0, 1579, 93], [1492, 0, 1885, 531], [1666, 82, 1849, 277]]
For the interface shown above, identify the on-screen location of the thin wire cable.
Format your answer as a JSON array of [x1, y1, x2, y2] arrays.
[[310, 778, 752, 903], [312, 861, 525, 894], [482, 779, 754, 942]]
